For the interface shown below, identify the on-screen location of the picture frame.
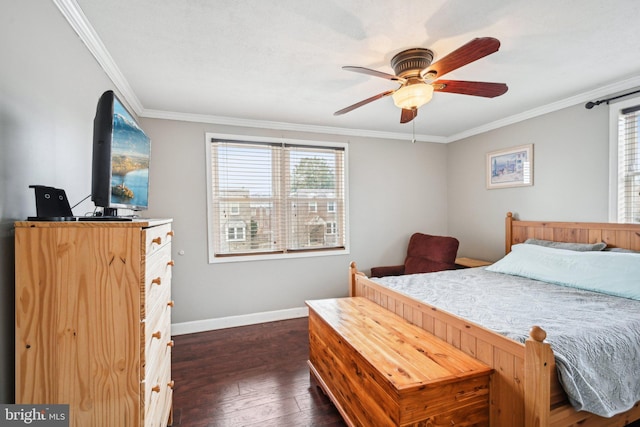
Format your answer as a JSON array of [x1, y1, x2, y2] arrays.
[[486, 144, 533, 189]]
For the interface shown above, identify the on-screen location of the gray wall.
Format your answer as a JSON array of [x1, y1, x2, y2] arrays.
[[140, 118, 449, 323], [0, 2, 117, 402], [447, 104, 610, 261]]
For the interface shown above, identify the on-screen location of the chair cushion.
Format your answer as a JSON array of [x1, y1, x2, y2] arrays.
[[403, 233, 459, 275], [370, 265, 405, 277]]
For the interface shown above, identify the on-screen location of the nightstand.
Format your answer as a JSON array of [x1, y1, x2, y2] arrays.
[[455, 257, 492, 268]]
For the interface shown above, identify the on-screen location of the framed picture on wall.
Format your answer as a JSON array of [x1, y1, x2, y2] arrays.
[[486, 144, 533, 189]]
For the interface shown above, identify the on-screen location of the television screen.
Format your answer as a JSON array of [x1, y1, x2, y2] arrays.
[[91, 91, 151, 216], [109, 96, 150, 208]]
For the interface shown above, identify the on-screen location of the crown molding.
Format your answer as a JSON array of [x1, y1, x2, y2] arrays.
[[54, 0, 640, 144], [140, 109, 446, 143], [446, 75, 640, 143], [53, 0, 144, 116], [51, 0, 444, 143]]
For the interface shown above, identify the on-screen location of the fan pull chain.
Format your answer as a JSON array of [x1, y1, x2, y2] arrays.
[[412, 119, 416, 143]]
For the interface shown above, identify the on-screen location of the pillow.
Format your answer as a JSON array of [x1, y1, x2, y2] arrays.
[[603, 247, 640, 254], [524, 238, 606, 251], [487, 243, 640, 301], [403, 233, 459, 274]]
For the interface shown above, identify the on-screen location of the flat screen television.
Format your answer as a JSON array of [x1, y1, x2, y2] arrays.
[[91, 90, 150, 217]]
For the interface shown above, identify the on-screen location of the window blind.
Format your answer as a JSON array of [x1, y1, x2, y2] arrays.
[[618, 105, 640, 223], [210, 139, 346, 257]]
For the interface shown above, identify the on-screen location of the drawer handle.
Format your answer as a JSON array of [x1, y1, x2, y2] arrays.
[[167, 340, 175, 348], [167, 260, 175, 267], [152, 277, 162, 286], [168, 380, 175, 389], [152, 331, 162, 340], [167, 300, 175, 307], [152, 237, 162, 245], [167, 230, 175, 237], [152, 385, 161, 393]]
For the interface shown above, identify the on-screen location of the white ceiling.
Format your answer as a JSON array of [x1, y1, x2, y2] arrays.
[[60, 0, 640, 142]]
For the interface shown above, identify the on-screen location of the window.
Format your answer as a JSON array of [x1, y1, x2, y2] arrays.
[[610, 97, 640, 223], [326, 221, 337, 234], [227, 225, 246, 241], [206, 134, 349, 262]]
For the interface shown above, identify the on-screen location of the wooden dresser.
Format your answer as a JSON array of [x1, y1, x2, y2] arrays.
[[307, 297, 493, 427], [15, 219, 174, 427]]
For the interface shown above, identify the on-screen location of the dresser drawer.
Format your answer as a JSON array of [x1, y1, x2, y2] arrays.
[[143, 244, 173, 319], [144, 298, 172, 379], [145, 281, 171, 338], [143, 362, 167, 427], [144, 223, 173, 258], [143, 333, 172, 427]]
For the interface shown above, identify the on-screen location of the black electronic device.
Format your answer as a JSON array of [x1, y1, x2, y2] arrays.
[[28, 185, 76, 221], [91, 90, 151, 218]]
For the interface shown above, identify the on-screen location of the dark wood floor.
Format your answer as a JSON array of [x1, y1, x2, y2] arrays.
[[171, 317, 346, 427], [171, 317, 640, 427]]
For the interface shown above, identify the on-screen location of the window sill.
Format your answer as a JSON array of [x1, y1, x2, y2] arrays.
[[209, 247, 350, 264]]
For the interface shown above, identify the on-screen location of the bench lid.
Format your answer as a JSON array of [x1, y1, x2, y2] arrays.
[[306, 297, 493, 391]]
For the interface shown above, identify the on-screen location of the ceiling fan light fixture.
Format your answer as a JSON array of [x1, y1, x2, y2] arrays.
[[392, 83, 434, 110], [335, 38, 506, 123]]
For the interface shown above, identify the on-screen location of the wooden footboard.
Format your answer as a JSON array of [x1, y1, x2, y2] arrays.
[[348, 212, 640, 427]]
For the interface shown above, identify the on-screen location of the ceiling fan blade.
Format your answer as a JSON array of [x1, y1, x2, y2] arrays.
[[423, 37, 501, 80], [432, 80, 508, 98], [342, 66, 406, 83], [334, 90, 395, 116], [400, 108, 417, 124]]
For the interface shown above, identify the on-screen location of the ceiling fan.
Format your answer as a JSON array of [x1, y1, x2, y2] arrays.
[[334, 37, 508, 124]]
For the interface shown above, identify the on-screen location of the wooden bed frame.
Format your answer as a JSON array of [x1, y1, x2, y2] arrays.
[[349, 212, 640, 427]]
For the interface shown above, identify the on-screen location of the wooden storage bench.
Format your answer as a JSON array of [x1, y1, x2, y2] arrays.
[[306, 297, 493, 427]]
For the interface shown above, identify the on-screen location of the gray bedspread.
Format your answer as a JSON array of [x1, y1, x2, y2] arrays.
[[373, 268, 640, 417]]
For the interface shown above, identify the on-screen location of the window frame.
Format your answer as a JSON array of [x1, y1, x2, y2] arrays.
[[226, 225, 246, 242], [609, 96, 640, 223], [205, 133, 350, 263], [326, 221, 338, 235], [229, 203, 240, 215]]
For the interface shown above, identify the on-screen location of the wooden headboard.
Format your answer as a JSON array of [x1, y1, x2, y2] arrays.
[[505, 211, 640, 254]]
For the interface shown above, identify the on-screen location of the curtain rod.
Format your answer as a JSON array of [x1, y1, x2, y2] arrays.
[[585, 88, 640, 109]]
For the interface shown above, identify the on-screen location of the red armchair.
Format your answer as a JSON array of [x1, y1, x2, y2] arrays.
[[370, 233, 460, 277]]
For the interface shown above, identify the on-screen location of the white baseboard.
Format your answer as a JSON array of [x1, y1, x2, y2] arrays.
[[171, 306, 309, 336]]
